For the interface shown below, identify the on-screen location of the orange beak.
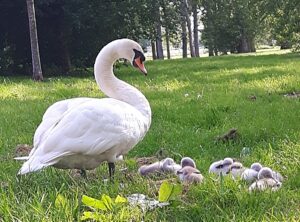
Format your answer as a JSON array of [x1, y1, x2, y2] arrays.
[[134, 58, 147, 75]]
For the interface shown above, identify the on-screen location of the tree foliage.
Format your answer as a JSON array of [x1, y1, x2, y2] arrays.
[[0, 0, 298, 76]]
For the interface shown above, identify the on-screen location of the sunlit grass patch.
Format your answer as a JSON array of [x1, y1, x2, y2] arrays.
[[0, 52, 299, 221]]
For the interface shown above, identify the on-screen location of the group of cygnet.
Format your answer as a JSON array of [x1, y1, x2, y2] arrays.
[[138, 157, 204, 184], [209, 157, 283, 191]]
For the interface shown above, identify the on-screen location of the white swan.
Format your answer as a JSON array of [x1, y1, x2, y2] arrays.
[[16, 39, 151, 176]]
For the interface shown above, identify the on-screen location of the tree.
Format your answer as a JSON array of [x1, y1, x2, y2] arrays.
[[181, 0, 195, 57], [161, 0, 181, 59], [192, 0, 200, 57], [154, 1, 164, 59], [268, 0, 300, 50], [179, 1, 188, 58], [26, 0, 43, 81]]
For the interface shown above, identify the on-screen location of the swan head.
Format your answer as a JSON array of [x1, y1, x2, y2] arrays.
[[113, 39, 147, 75]]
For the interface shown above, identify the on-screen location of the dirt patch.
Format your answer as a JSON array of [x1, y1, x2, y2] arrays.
[[14, 144, 32, 157], [283, 91, 300, 99], [136, 156, 159, 166], [216, 128, 239, 143], [248, 95, 257, 101]]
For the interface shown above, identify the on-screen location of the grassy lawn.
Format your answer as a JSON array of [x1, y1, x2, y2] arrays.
[[0, 52, 300, 221]]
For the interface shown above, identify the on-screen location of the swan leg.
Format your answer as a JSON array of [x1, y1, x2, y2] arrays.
[[108, 162, 115, 179], [80, 169, 87, 178]]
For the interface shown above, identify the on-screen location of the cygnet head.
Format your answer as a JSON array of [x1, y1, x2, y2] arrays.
[[250, 162, 262, 172], [209, 160, 224, 174], [230, 162, 243, 171], [229, 162, 244, 178], [258, 167, 274, 180], [162, 157, 175, 165], [161, 158, 181, 173], [177, 166, 203, 184], [220, 157, 234, 174], [223, 157, 234, 166], [181, 157, 196, 168], [102, 39, 147, 75]]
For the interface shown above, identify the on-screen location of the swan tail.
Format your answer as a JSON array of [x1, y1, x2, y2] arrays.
[[14, 156, 29, 161], [17, 158, 49, 175]]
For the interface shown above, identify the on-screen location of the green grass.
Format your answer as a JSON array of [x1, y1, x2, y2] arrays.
[[0, 52, 300, 221]]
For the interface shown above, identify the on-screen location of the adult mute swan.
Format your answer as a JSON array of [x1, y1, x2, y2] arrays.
[[16, 39, 151, 177]]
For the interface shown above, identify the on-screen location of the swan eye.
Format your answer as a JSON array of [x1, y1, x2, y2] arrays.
[[133, 49, 145, 62]]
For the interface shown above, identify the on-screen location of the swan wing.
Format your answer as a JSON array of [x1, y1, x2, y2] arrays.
[[30, 98, 92, 157], [19, 98, 147, 174]]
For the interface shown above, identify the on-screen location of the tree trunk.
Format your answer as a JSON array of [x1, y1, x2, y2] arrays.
[[181, 21, 188, 58], [155, 26, 164, 59], [237, 34, 249, 53], [249, 37, 256, 52], [180, 1, 187, 58], [182, 0, 195, 57], [155, 5, 164, 60], [155, 32, 164, 59], [214, 48, 218, 56], [166, 28, 171, 59], [208, 47, 214, 56], [26, 0, 43, 81], [151, 40, 157, 60], [57, 19, 71, 73], [192, 1, 199, 57]]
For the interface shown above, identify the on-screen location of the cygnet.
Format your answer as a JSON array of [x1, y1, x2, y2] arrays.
[[138, 162, 161, 176], [161, 158, 181, 174], [249, 167, 282, 192], [177, 166, 204, 184], [241, 162, 263, 183], [229, 162, 244, 179], [209, 157, 233, 176]]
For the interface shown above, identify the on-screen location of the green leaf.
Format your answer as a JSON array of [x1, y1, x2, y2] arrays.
[[81, 211, 105, 221], [170, 183, 182, 200], [158, 181, 183, 202], [82, 195, 108, 211], [115, 195, 128, 204], [101, 194, 113, 211], [158, 181, 173, 202], [55, 194, 67, 209]]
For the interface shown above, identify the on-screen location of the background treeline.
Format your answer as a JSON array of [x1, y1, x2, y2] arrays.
[[0, 0, 299, 76]]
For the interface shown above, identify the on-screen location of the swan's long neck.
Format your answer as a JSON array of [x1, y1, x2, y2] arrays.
[[94, 43, 151, 125]]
